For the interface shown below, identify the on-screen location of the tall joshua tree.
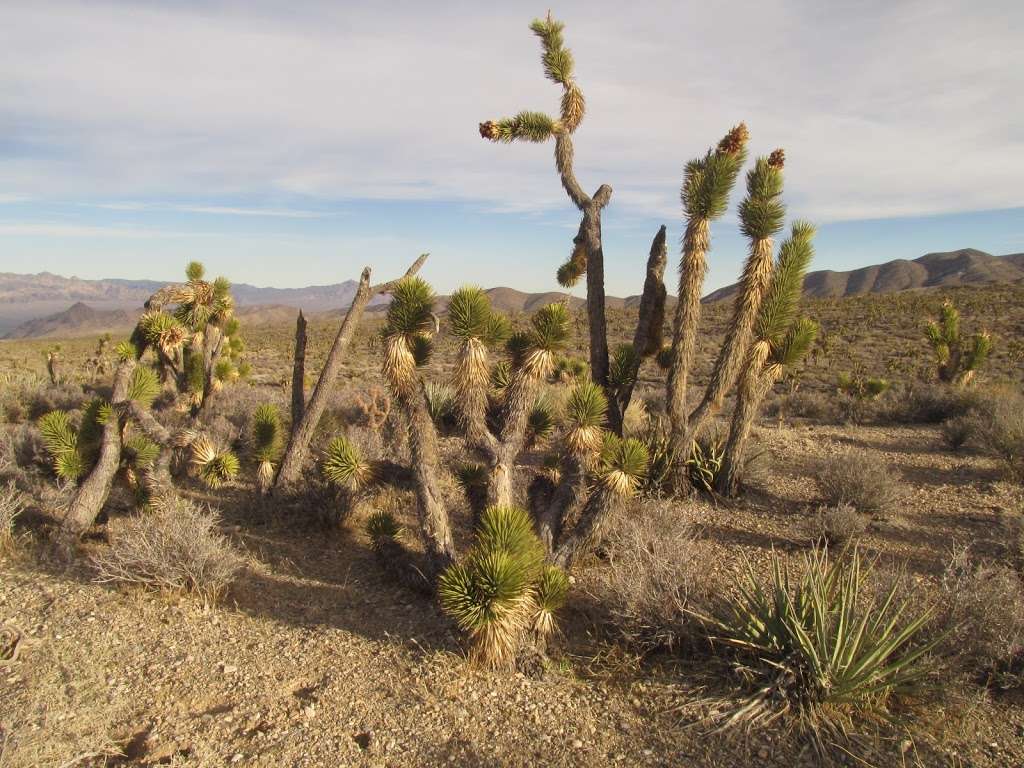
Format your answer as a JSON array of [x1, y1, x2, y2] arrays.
[[681, 148, 787, 448], [666, 125, 749, 448], [716, 223, 818, 495], [479, 14, 666, 434]]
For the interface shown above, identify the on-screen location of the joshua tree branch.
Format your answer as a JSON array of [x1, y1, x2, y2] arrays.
[[290, 310, 307, 432], [273, 254, 429, 492]]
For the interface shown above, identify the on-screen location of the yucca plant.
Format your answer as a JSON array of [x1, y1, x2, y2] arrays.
[[685, 435, 725, 493], [925, 301, 993, 386], [321, 435, 375, 492], [190, 436, 240, 489], [666, 124, 749, 445], [717, 222, 819, 495], [837, 372, 890, 401], [249, 404, 283, 493], [423, 381, 457, 432], [438, 505, 565, 668], [38, 402, 107, 482], [701, 547, 938, 740], [525, 394, 558, 448]]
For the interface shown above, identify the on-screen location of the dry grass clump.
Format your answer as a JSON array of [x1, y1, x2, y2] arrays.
[[934, 546, 1024, 688], [91, 498, 243, 604], [963, 385, 1024, 480], [817, 449, 901, 516], [0, 481, 26, 555], [588, 502, 709, 651], [888, 383, 979, 424], [769, 390, 836, 423], [812, 502, 867, 547], [940, 415, 974, 452]]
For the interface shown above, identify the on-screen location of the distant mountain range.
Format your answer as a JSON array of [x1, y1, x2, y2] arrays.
[[704, 248, 1024, 302], [3, 248, 1022, 339]]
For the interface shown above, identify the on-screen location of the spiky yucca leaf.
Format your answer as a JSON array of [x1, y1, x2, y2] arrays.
[[449, 286, 493, 340], [139, 310, 187, 352], [185, 260, 205, 282], [526, 395, 557, 446], [214, 359, 234, 382], [533, 565, 569, 638], [756, 222, 816, 345], [505, 332, 532, 368], [475, 505, 545, 568], [322, 435, 374, 491], [963, 332, 992, 376], [550, 355, 587, 383], [608, 343, 639, 391], [564, 380, 607, 454], [190, 437, 239, 488], [424, 381, 456, 428], [127, 365, 160, 408], [599, 435, 649, 497], [386, 276, 436, 337], [123, 434, 159, 469], [682, 124, 749, 221], [115, 340, 139, 362], [38, 410, 85, 481], [771, 317, 819, 370], [490, 360, 513, 395], [365, 510, 403, 550], [686, 436, 725, 492], [483, 312, 512, 347], [738, 155, 786, 240], [249, 404, 282, 490], [529, 303, 570, 353]]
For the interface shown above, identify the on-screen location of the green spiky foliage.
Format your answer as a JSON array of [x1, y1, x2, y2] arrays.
[[925, 301, 993, 386], [438, 505, 564, 668], [638, 421, 679, 498], [607, 343, 639, 392], [115, 340, 140, 362], [38, 401, 109, 482], [701, 547, 937, 738], [249, 404, 283, 491], [190, 437, 240, 489], [322, 435, 375, 492], [365, 510, 403, 551], [127, 365, 160, 408], [563, 380, 608, 456], [382, 277, 436, 394], [490, 360, 512, 397], [686, 435, 725, 493], [522, 303, 570, 377], [526, 394, 558, 448], [424, 381, 457, 430], [533, 565, 569, 639], [837, 372, 890, 401], [598, 435, 649, 497], [550, 355, 587, 384]]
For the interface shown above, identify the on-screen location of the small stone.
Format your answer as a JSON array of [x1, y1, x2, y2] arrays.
[[572, 739, 583, 749], [231, 754, 244, 763]]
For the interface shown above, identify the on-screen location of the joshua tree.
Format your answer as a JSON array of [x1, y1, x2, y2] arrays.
[[666, 125, 749, 448], [272, 255, 428, 492], [133, 261, 244, 414], [479, 14, 667, 434], [925, 300, 992, 386], [249, 404, 284, 494], [45, 347, 63, 385], [716, 223, 819, 495], [684, 150, 786, 443]]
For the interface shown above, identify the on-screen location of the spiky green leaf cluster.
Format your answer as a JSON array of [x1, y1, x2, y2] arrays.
[[527, 303, 570, 354], [608, 343, 639, 391], [38, 410, 85, 481], [682, 127, 749, 221], [565, 380, 607, 430], [756, 221, 815, 345], [199, 451, 239, 489], [123, 434, 159, 469], [490, 360, 512, 394], [526, 395, 557, 446], [127, 365, 160, 408], [490, 111, 558, 143], [185, 260, 205, 282], [773, 317, 819, 368], [116, 340, 140, 362], [530, 15, 573, 85], [322, 435, 374, 491], [386, 276, 436, 337], [250, 404, 282, 464], [424, 381, 457, 428], [365, 510, 403, 551], [704, 547, 937, 734], [550, 355, 587, 383], [598, 435, 649, 496], [449, 286, 511, 347], [686, 435, 725, 492], [738, 156, 786, 240]]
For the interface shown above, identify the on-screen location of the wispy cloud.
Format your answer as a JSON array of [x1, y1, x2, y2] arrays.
[[0, 221, 219, 238], [87, 202, 330, 218], [0, 0, 1019, 224]]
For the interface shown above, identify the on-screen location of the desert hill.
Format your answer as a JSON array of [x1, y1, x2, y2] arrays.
[[704, 248, 1024, 302]]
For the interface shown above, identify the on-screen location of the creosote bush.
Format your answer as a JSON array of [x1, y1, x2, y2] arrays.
[[91, 498, 243, 604], [812, 503, 867, 547], [962, 384, 1024, 480], [817, 449, 901, 516]]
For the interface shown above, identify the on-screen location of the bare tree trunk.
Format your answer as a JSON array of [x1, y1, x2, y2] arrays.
[[717, 359, 778, 496], [401, 381, 456, 576], [46, 352, 62, 385], [552, 487, 620, 569], [291, 310, 307, 432], [57, 359, 135, 551], [197, 324, 226, 415], [273, 255, 428, 492], [485, 371, 541, 508], [609, 225, 667, 434], [121, 400, 190, 503], [536, 454, 587, 553]]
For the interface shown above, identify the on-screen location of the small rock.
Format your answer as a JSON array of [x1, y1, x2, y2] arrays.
[[572, 739, 584, 749]]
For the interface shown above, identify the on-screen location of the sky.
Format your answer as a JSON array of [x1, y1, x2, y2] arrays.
[[1, 0, 1022, 296]]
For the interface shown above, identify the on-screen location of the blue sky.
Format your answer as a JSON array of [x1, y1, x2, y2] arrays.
[[1, 0, 1022, 296]]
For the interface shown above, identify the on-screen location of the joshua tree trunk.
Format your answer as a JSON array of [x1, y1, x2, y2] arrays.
[[273, 255, 428, 492], [401, 381, 457, 575], [57, 359, 135, 551], [715, 356, 767, 496], [46, 352, 62, 385], [536, 454, 587, 553], [686, 237, 775, 444], [667, 218, 711, 453], [198, 324, 226, 414], [486, 370, 542, 508], [121, 399, 192, 503], [609, 225, 667, 434], [552, 487, 620, 569], [291, 310, 307, 431]]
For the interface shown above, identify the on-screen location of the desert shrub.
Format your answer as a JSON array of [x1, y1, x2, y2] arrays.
[[934, 546, 1024, 688], [704, 547, 937, 736], [812, 502, 867, 547], [26, 382, 88, 420], [941, 416, 974, 452], [817, 449, 901, 516], [589, 501, 708, 650], [888, 383, 979, 424], [774, 390, 836, 422], [12, 423, 49, 472], [963, 385, 1024, 480], [636, 420, 679, 498], [91, 498, 243, 604], [0, 481, 26, 554], [685, 429, 725, 492]]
